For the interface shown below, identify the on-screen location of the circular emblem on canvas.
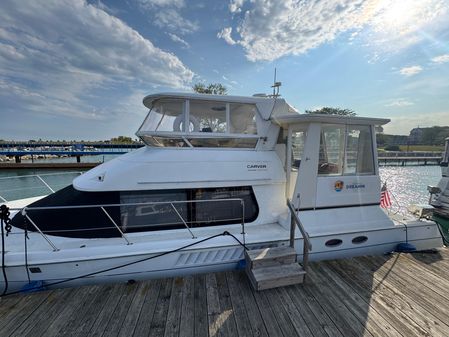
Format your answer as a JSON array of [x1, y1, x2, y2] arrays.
[[334, 180, 344, 192]]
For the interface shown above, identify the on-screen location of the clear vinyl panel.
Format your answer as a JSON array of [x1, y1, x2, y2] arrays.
[[139, 99, 185, 133], [229, 103, 257, 134], [318, 124, 375, 176], [344, 125, 375, 175], [318, 125, 345, 175], [289, 130, 306, 199], [189, 100, 227, 133]]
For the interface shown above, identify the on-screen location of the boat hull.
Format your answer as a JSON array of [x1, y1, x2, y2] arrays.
[[433, 213, 449, 245], [0, 220, 442, 294]]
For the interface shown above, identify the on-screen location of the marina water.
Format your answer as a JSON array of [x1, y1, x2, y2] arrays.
[[0, 165, 441, 213]]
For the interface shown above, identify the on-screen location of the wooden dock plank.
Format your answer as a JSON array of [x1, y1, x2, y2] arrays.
[[328, 258, 433, 337], [164, 278, 184, 337], [118, 282, 151, 337], [291, 277, 344, 337], [226, 272, 254, 337], [193, 275, 208, 337], [358, 255, 449, 335], [275, 286, 313, 337], [179, 276, 195, 337], [99, 282, 140, 337], [234, 272, 269, 337], [132, 279, 162, 337], [206, 273, 226, 337], [10, 288, 75, 337], [0, 248, 448, 337], [262, 286, 302, 337], [86, 283, 128, 337], [390, 254, 449, 301], [306, 268, 374, 337], [315, 263, 403, 337], [248, 286, 284, 337], [0, 290, 52, 336], [215, 272, 239, 337], [38, 285, 98, 337], [63, 284, 116, 337], [148, 278, 173, 337]]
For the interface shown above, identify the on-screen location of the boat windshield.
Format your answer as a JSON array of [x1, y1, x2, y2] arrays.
[[137, 98, 259, 148]]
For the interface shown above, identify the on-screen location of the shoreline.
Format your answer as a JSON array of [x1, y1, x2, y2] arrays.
[[0, 162, 99, 169]]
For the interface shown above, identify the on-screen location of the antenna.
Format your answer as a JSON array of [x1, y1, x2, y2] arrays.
[[271, 67, 282, 97]]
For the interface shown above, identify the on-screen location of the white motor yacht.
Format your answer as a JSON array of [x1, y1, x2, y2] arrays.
[[0, 92, 443, 293]]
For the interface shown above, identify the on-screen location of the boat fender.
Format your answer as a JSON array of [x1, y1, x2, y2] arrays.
[[173, 114, 200, 132], [20, 280, 45, 293], [395, 242, 417, 253], [237, 259, 246, 270]]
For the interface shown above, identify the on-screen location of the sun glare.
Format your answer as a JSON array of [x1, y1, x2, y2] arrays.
[[374, 0, 422, 35]]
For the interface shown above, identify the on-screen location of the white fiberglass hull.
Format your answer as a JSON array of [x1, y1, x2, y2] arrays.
[[0, 214, 441, 294]]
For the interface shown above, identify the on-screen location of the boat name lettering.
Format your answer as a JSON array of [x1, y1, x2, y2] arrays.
[[247, 164, 267, 169], [346, 183, 366, 189]]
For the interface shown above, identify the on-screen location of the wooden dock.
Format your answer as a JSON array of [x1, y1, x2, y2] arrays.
[[0, 248, 448, 337]]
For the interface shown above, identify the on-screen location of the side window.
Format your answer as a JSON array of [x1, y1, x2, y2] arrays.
[[139, 99, 184, 132], [318, 125, 345, 175], [229, 103, 257, 134], [443, 139, 449, 163], [189, 100, 227, 133], [291, 131, 306, 169], [345, 125, 374, 175], [318, 124, 375, 176], [192, 187, 258, 226], [119, 187, 258, 232], [120, 190, 188, 231]]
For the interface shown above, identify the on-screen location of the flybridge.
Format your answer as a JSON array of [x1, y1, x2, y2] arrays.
[[135, 92, 299, 150]]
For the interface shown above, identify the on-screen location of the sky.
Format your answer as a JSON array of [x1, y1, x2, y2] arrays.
[[1, 0, 449, 141]]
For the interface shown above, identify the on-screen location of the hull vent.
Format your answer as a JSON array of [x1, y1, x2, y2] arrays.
[[175, 247, 244, 266]]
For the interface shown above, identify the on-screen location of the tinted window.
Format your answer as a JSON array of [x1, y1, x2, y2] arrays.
[[120, 186, 258, 231], [120, 190, 188, 231]]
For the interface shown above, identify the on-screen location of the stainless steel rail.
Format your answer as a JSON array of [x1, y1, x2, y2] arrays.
[[0, 172, 82, 202], [287, 199, 312, 273], [12, 198, 246, 251]]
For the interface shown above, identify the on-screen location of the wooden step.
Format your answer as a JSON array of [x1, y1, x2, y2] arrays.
[[248, 263, 306, 291], [245, 246, 296, 269]]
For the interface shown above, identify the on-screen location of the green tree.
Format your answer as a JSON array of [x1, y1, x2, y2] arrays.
[[110, 136, 133, 143], [305, 107, 356, 116], [193, 83, 228, 95]]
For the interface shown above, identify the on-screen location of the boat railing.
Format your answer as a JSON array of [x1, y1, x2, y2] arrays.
[[0, 172, 82, 202], [287, 199, 312, 273], [9, 198, 246, 252]]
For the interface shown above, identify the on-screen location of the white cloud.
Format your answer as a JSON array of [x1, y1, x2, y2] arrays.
[[138, 0, 184, 8], [221, 0, 375, 62], [136, 0, 198, 34], [432, 54, 449, 64], [217, 27, 237, 45], [0, 0, 194, 121], [229, 0, 245, 13], [383, 111, 449, 135], [385, 99, 414, 107], [399, 66, 423, 76], [154, 9, 199, 34], [220, 0, 449, 62], [167, 33, 190, 48]]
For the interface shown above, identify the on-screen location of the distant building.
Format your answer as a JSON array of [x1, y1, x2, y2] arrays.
[[408, 127, 424, 144]]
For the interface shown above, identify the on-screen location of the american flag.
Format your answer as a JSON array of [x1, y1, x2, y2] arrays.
[[380, 183, 392, 208]]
